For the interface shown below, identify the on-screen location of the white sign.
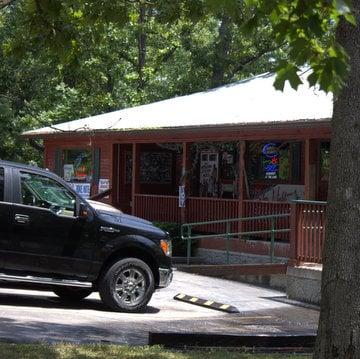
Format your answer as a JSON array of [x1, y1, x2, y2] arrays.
[[179, 185, 185, 208], [99, 178, 110, 193], [69, 183, 91, 199], [99, 178, 110, 199], [200, 151, 219, 197], [258, 184, 305, 201]]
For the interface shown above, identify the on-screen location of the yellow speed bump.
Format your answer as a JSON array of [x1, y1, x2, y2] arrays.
[[174, 293, 239, 313]]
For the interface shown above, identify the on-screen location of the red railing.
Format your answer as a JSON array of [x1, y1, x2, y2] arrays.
[[187, 197, 239, 233], [243, 200, 291, 241], [134, 194, 181, 223], [133, 194, 326, 264], [290, 200, 326, 264]]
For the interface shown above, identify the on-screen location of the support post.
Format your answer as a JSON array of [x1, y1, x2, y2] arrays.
[[304, 139, 318, 200], [131, 143, 141, 216], [226, 222, 231, 264], [238, 141, 246, 234], [181, 142, 192, 224], [110, 144, 118, 207], [270, 217, 275, 263], [186, 226, 192, 265], [289, 201, 300, 266]]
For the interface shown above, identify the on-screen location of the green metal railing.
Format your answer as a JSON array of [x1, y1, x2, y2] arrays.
[[181, 213, 290, 265]]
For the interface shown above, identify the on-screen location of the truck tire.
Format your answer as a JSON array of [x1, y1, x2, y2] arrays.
[[53, 287, 92, 301], [99, 257, 155, 312]]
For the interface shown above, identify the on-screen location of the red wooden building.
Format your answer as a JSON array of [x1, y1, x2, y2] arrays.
[[23, 71, 332, 264]]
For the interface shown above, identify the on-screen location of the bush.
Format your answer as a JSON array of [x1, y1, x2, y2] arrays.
[[153, 221, 198, 257]]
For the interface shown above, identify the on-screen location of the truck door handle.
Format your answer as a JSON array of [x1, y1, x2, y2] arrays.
[[15, 214, 30, 224], [100, 226, 120, 233]]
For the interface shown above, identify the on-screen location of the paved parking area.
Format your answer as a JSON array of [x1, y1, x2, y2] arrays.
[[0, 270, 319, 345]]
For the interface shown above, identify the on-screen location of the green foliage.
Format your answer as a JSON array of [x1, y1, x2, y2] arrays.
[[153, 221, 198, 257], [0, 0, 284, 163], [240, 0, 355, 93]]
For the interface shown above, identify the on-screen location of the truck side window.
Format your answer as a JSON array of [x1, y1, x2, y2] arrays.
[[20, 171, 76, 217], [0, 167, 4, 202]]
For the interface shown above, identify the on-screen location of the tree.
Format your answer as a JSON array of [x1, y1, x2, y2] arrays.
[[235, 0, 358, 357], [0, 0, 285, 162], [314, 7, 360, 358], [1, 1, 358, 356]]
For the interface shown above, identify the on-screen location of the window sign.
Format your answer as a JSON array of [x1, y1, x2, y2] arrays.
[[262, 143, 280, 179], [200, 151, 219, 197], [63, 164, 75, 182], [98, 178, 110, 199], [69, 182, 91, 199], [99, 178, 110, 193], [63, 149, 92, 183]]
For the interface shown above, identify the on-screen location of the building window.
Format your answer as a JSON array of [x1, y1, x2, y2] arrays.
[[62, 149, 92, 199], [140, 152, 173, 184], [249, 142, 296, 181], [247, 141, 303, 201], [62, 149, 92, 183]]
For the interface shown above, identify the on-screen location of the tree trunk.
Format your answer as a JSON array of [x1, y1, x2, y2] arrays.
[[314, 4, 360, 359], [211, 15, 232, 88]]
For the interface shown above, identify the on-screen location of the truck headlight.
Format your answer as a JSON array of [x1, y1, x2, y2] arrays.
[[160, 239, 172, 257]]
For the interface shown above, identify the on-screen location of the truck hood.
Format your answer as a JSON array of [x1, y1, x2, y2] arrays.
[[88, 200, 166, 238]]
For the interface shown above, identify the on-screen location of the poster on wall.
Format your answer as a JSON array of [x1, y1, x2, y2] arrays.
[[200, 151, 219, 197], [69, 182, 91, 199]]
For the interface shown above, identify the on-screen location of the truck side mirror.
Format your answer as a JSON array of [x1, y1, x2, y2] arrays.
[[78, 203, 89, 219]]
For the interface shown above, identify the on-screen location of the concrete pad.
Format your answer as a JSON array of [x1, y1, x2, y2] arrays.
[[0, 271, 319, 345]]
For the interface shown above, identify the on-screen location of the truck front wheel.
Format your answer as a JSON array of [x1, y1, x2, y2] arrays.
[[99, 257, 155, 312]]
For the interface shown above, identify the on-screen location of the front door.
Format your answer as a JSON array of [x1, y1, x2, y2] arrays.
[[5, 168, 96, 279], [0, 166, 12, 270]]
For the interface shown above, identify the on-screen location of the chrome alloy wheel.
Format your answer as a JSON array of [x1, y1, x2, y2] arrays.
[[115, 267, 146, 306]]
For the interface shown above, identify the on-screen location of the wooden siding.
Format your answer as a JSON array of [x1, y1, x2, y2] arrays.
[[134, 194, 181, 223], [292, 201, 326, 264], [187, 197, 239, 233]]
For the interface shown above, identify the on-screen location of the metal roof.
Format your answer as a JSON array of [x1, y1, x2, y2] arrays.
[[23, 70, 333, 137]]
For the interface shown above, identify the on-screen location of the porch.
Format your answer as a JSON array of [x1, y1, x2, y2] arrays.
[[133, 194, 326, 266], [42, 135, 329, 266], [108, 138, 327, 266]]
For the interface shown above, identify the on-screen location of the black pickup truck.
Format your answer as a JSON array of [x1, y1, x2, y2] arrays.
[[0, 160, 172, 312]]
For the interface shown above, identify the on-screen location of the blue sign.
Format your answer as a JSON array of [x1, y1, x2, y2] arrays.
[[69, 183, 91, 199], [262, 143, 280, 179], [262, 143, 279, 158]]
